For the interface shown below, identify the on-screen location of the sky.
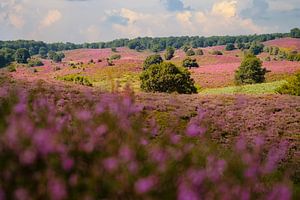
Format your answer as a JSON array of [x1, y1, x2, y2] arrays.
[[0, 0, 300, 43]]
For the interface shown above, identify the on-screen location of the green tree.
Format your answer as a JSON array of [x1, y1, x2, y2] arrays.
[[235, 54, 267, 84], [249, 43, 264, 55], [290, 28, 300, 38], [143, 54, 163, 70], [39, 47, 48, 58], [164, 47, 175, 60], [182, 57, 199, 69], [225, 43, 235, 51], [140, 62, 197, 94], [15, 48, 30, 64], [186, 49, 195, 56]]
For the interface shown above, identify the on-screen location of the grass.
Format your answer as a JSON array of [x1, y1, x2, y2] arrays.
[[200, 80, 286, 95]]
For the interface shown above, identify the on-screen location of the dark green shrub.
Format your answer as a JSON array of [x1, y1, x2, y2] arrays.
[[111, 47, 117, 52], [143, 54, 163, 70], [186, 49, 195, 56], [290, 28, 300, 38], [276, 73, 300, 96], [140, 62, 197, 94], [225, 43, 235, 51], [28, 59, 44, 67], [182, 57, 199, 69], [110, 54, 121, 60], [59, 74, 93, 86], [211, 50, 223, 55], [235, 54, 267, 85], [164, 47, 175, 60], [249, 43, 264, 55]]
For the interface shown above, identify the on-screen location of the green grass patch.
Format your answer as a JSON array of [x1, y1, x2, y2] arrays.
[[200, 80, 286, 95], [57, 74, 93, 87]]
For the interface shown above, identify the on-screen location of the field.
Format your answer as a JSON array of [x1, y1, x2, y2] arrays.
[[1, 37, 300, 199]]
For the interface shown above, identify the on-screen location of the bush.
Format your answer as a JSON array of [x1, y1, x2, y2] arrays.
[[143, 54, 163, 70], [164, 47, 175, 60], [140, 62, 197, 94], [7, 64, 16, 72], [290, 28, 300, 38], [235, 54, 267, 85], [111, 47, 117, 52], [28, 58, 44, 67], [211, 50, 223, 55], [276, 72, 300, 96], [110, 54, 121, 60], [59, 74, 93, 86], [195, 49, 204, 55], [182, 57, 199, 69], [225, 43, 235, 51], [186, 49, 195, 56]]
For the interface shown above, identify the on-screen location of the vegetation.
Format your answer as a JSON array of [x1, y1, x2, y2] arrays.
[[235, 54, 267, 85], [58, 74, 93, 86], [15, 48, 31, 63], [182, 57, 199, 69], [195, 49, 204, 55], [164, 47, 175, 60], [225, 43, 235, 51], [210, 50, 223, 55], [48, 51, 65, 63], [290, 28, 300, 38], [276, 72, 300, 96], [143, 54, 163, 70], [249, 43, 264, 55], [140, 62, 197, 94], [28, 58, 44, 67], [109, 54, 121, 60], [186, 49, 195, 56], [39, 47, 48, 58]]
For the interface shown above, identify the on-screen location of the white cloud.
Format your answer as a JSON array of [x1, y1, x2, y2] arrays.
[[80, 25, 101, 42], [9, 14, 24, 28], [212, 0, 237, 18], [40, 9, 62, 27]]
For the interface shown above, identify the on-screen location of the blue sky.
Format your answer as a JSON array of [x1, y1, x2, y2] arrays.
[[0, 0, 299, 43]]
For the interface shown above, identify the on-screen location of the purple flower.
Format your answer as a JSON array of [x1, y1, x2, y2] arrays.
[[0, 187, 5, 200], [19, 149, 36, 165], [103, 157, 119, 172], [134, 176, 157, 194], [186, 124, 206, 137], [14, 188, 29, 200], [267, 185, 291, 200], [48, 179, 67, 200], [62, 157, 74, 171], [177, 182, 199, 200]]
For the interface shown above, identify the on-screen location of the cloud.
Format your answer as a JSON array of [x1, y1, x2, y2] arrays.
[[80, 25, 101, 42], [40, 9, 62, 27], [9, 14, 24, 28], [161, 0, 190, 12], [212, 0, 237, 18]]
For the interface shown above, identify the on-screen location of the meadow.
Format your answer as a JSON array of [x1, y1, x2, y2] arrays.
[[0, 37, 300, 199]]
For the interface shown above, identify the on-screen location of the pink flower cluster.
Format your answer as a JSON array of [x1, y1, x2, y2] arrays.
[[0, 85, 293, 199]]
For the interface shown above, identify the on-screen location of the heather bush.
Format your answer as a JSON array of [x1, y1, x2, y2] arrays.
[[140, 62, 197, 94], [211, 50, 223, 55], [195, 49, 204, 55], [143, 54, 163, 70], [235, 54, 267, 85], [0, 87, 292, 199], [276, 72, 300, 96]]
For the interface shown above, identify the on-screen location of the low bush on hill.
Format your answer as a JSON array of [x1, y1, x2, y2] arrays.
[[276, 72, 300, 96]]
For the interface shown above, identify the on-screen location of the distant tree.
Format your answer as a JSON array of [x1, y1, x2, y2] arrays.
[[140, 62, 197, 94], [111, 47, 117, 52], [143, 54, 163, 70], [249, 43, 264, 55], [182, 45, 191, 53], [235, 54, 267, 84], [195, 49, 204, 55], [48, 51, 56, 60], [28, 58, 44, 67], [186, 49, 195, 56], [15, 48, 30, 64], [225, 43, 235, 51], [290, 28, 300, 38], [164, 47, 175, 60], [39, 47, 48, 59], [182, 57, 199, 69], [237, 43, 245, 50], [109, 54, 121, 60]]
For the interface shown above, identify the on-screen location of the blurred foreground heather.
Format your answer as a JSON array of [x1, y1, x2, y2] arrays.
[[0, 80, 298, 200]]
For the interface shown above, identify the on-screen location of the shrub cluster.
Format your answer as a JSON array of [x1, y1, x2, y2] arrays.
[[58, 74, 93, 86], [276, 72, 300, 96], [28, 58, 44, 67]]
